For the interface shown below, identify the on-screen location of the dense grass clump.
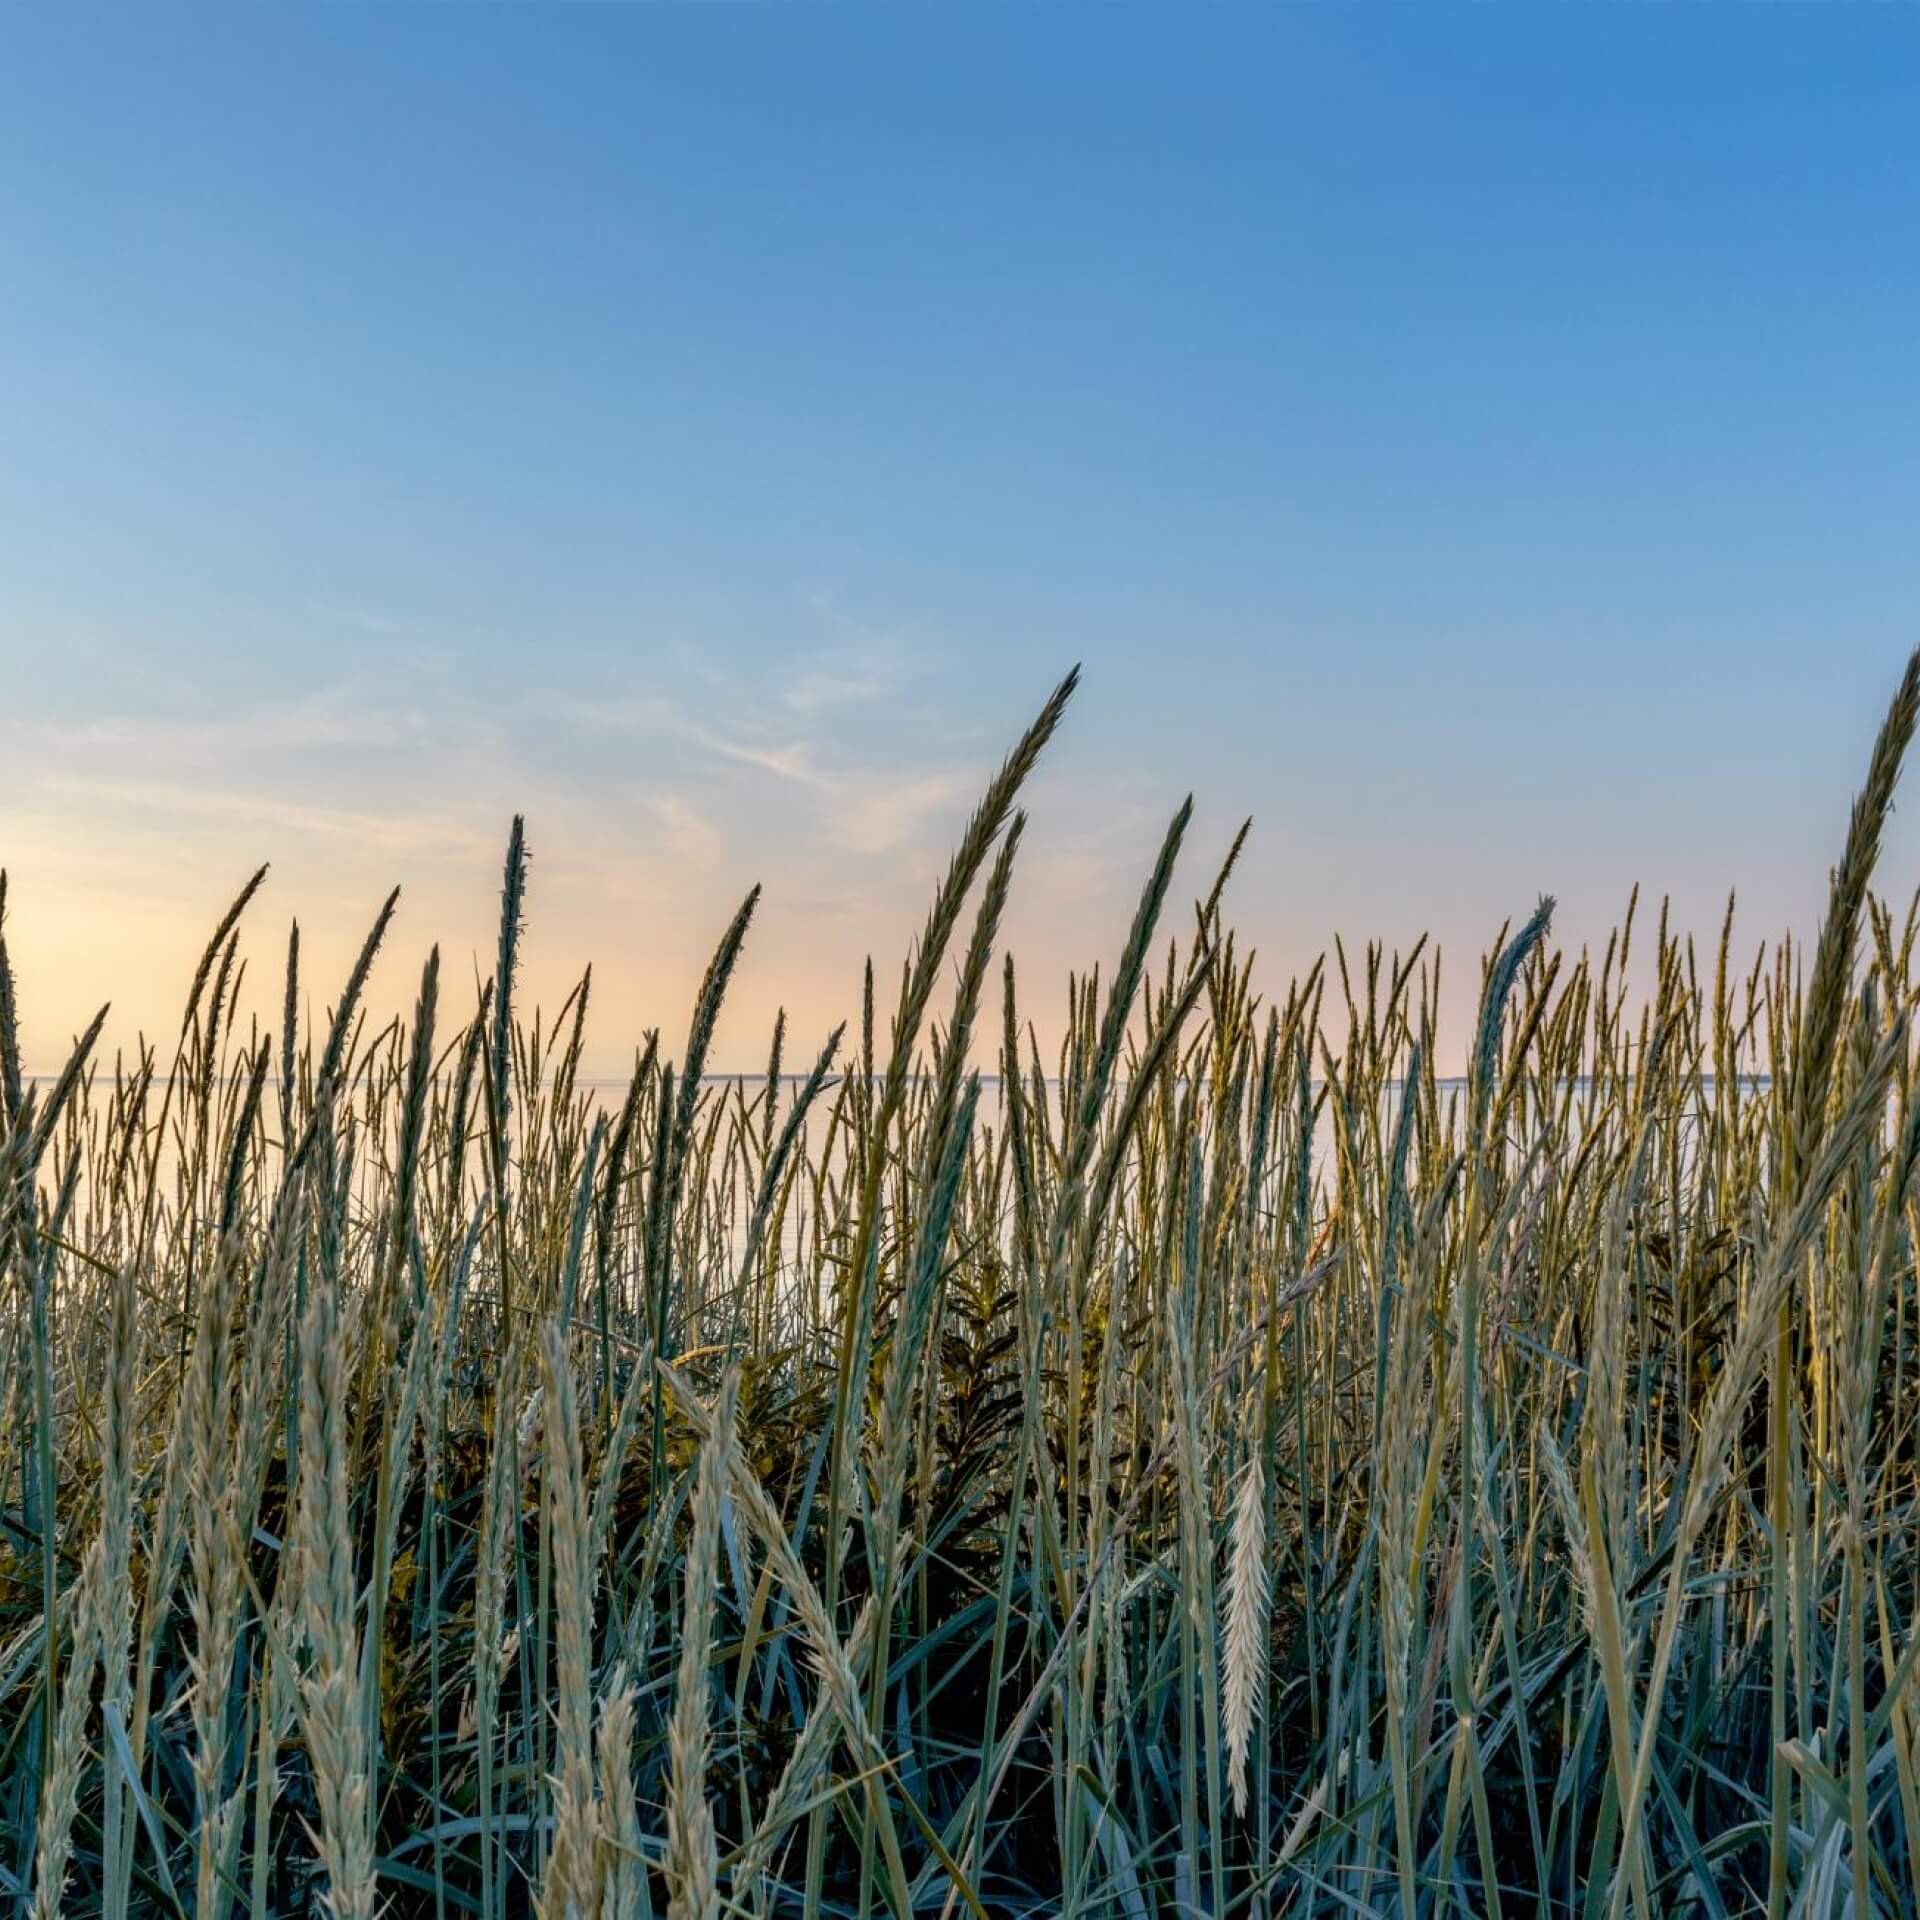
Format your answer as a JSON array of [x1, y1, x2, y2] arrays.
[[8, 658, 1920, 1917]]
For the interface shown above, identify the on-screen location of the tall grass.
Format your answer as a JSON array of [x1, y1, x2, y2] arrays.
[[6, 658, 1920, 1916]]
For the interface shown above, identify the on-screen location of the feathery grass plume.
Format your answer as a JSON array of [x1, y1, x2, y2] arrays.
[[594, 1028, 658, 1413], [1581, 1192, 1633, 1580], [96, 1253, 138, 1916], [178, 863, 272, 1039], [864, 817, 1006, 1866], [358, 985, 442, 1645], [1064, 796, 1193, 1221], [128, 863, 269, 1255], [218, 1038, 270, 1239], [279, 918, 300, 1145], [187, 1232, 249, 1920], [1832, 991, 1885, 1920], [827, 676, 1076, 1513], [490, 816, 527, 1333], [1002, 955, 1040, 1271], [891, 671, 1078, 1096], [295, 1171, 377, 1920], [1787, 644, 1920, 1183], [1378, 1203, 1441, 1917], [1221, 1447, 1269, 1819], [442, 977, 492, 1227], [596, 1676, 645, 1920], [357, 1189, 460, 1749], [1539, 1422, 1652, 1920], [725, 1595, 889, 1892], [31, 1536, 104, 1920], [540, 1317, 600, 1920], [796, 678, 1077, 1913], [734, 1020, 843, 1298], [304, 887, 401, 1147], [877, 1072, 981, 1547], [388, 945, 440, 1289], [16, 1007, 105, 1821], [1084, 925, 1217, 1238], [200, 928, 240, 1098], [588, 1331, 657, 1573], [665, 1365, 739, 1920], [472, 1337, 524, 1920], [764, 1005, 786, 1146], [661, 1357, 921, 1915], [647, 885, 761, 1319], [1536, 1432, 1596, 1640], [226, 1213, 306, 1920], [1472, 894, 1554, 1140], [0, 869, 21, 1127], [644, 1058, 676, 1354], [128, 1214, 243, 1827], [921, 815, 1022, 1167], [26, 999, 110, 1172], [233, 1175, 305, 1528], [491, 814, 528, 1154], [556, 1113, 608, 1329], [1197, 814, 1253, 934], [857, 810, 1018, 1599]]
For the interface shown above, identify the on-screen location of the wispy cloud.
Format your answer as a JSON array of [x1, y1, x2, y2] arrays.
[[682, 720, 821, 784], [647, 792, 725, 867], [782, 597, 927, 717], [25, 771, 501, 866], [540, 621, 977, 862], [13, 684, 445, 759], [301, 602, 426, 643]]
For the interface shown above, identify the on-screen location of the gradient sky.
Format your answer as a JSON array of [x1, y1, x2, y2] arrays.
[[4, 6, 1919, 1077]]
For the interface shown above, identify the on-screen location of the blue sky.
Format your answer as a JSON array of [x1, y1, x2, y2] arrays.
[[4, 6, 1918, 1072]]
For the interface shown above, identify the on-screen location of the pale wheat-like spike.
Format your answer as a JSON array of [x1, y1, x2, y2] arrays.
[[127, 1222, 219, 1791], [596, 1674, 645, 1920], [727, 1590, 886, 1887], [94, 1252, 139, 1913], [539, 1319, 599, 1920], [32, 1536, 104, 1920], [471, 1335, 525, 1920], [1221, 1451, 1269, 1819], [490, 814, 527, 1146], [295, 1198, 376, 1920], [187, 1234, 248, 1920], [1581, 1194, 1632, 1580], [1537, 1428, 1598, 1635], [1376, 1208, 1440, 1920], [661, 1359, 907, 1872], [588, 1335, 656, 1571], [232, 1191, 304, 1527], [665, 1365, 738, 1920], [874, 1073, 980, 1576], [1377, 1217, 1439, 1697]]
